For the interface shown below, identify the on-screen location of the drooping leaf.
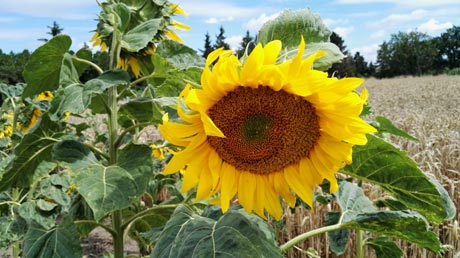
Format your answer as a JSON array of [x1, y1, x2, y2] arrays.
[[343, 135, 455, 223], [0, 115, 62, 191], [366, 237, 403, 258], [373, 116, 418, 141], [257, 8, 331, 47], [53, 140, 138, 220], [156, 40, 205, 70], [23, 35, 72, 98], [342, 211, 441, 254], [23, 219, 82, 258], [121, 19, 162, 52], [336, 181, 442, 255], [151, 205, 281, 258]]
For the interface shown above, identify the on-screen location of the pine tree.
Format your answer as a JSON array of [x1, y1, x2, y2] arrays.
[[200, 32, 214, 58], [236, 30, 254, 58], [38, 21, 64, 42], [327, 32, 356, 78], [214, 26, 230, 50]]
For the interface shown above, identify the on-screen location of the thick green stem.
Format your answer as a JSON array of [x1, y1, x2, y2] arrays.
[[357, 230, 364, 258], [107, 27, 124, 258], [12, 241, 20, 258], [279, 223, 343, 253]]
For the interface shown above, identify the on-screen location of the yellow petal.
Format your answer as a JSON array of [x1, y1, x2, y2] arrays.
[[284, 165, 314, 207], [361, 87, 369, 105], [263, 177, 282, 220], [200, 112, 225, 137], [171, 20, 191, 31], [240, 43, 263, 87], [237, 172, 256, 214], [253, 176, 267, 219], [170, 3, 188, 16], [163, 133, 207, 174], [272, 171, 296, 207], [220, 162, 238, 212], [263, 40, 282, 65], [196, 163, 213, 200], [164, 30, 183, 43], [181, 147, 209, 192]]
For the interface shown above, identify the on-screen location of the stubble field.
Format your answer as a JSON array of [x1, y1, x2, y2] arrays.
[[280, 75, 460, 258]]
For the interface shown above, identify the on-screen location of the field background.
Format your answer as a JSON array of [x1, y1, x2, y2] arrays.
[[280, 75, 460, 258]]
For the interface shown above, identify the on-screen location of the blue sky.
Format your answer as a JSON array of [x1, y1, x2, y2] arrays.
[[0, 0, 458, 63]]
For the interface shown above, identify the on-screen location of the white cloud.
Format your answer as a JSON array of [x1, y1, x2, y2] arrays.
[[336, 0, 459, 7], [0, 17, 18, 23], [370, 29, 385, 39], [245, 12, 281, 32], [351, 44, 380, 63], [333, 26, 354, 38], [417, 19, 453, 34], [176, 1, 262, 19], [225, 35, 243, 51], [370, 9, 428, 28], [204, 16, 234, 24], [0, 28, 43, 40], [323, 18, 348, 27], [0, 0, 95, 20]]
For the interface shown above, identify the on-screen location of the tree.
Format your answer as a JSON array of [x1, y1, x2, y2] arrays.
[[436, 26, 460, 69], [38, 21, 64, 42], [327, 32, 356, 78], [376, 31, 438, 78], [0, 50, 30, 85], [236, 30, 255, 58], [353, 52, 368, 77], [214, 26, 230, 50], [200, 32, 214, 58]]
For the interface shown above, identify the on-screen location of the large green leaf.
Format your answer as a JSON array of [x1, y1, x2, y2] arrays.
[[0, 83, 25, 98], [18, 201, 56, 230], [54, 140, 138, 220], [23, 219, 82, 258], [343, 134, 455, 223], [0, 116, 62, 191], [156, 40, 205, 70], [336, 181, 442, 255], [325, 211, 349, 255], [73, 47, 93, 76], [23, 35, 72, 98], [118, 144, 154, 196], [257, 9, 344, 70], [0, 216, 27, 249], [366, 237, 403, 258], [48, 84, 89, 121], [121, 19, 162, 52], [151, 205, 281, 258], [257, 8, 331, 47]]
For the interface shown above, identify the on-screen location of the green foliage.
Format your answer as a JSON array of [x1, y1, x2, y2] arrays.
[[0, 2, 455, 258], [344, 135, 455, 223], [376, 31, 438, 78], [151, 205, 282, 258]]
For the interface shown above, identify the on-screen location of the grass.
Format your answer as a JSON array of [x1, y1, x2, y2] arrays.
[[280, 75, 460, 258]]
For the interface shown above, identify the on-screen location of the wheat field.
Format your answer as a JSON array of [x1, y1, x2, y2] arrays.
[[280, 75, 460, 258]]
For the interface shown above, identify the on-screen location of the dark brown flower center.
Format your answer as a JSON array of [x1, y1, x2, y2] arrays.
[[207, 86, 320, 174]]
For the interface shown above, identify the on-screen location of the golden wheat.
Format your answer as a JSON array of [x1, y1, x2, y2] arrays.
[[281, 75, 460, 258]]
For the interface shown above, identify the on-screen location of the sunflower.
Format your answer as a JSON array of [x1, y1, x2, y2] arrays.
[[21, 91, 54, 133], [159, 38, 376, 220]]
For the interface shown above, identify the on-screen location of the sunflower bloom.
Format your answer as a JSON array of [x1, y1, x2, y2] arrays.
[[159, 38, 376, 220], [21, 91, 54, 133]]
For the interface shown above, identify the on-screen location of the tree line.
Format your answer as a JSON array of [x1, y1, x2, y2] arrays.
[[200, 25, 460, 78], [0, 24, 459, 87]]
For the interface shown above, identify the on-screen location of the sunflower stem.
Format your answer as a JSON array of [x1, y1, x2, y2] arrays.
[[357, 229, 365, 258], [107, 24, 124, 258], [279, 223, 343, 253]]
